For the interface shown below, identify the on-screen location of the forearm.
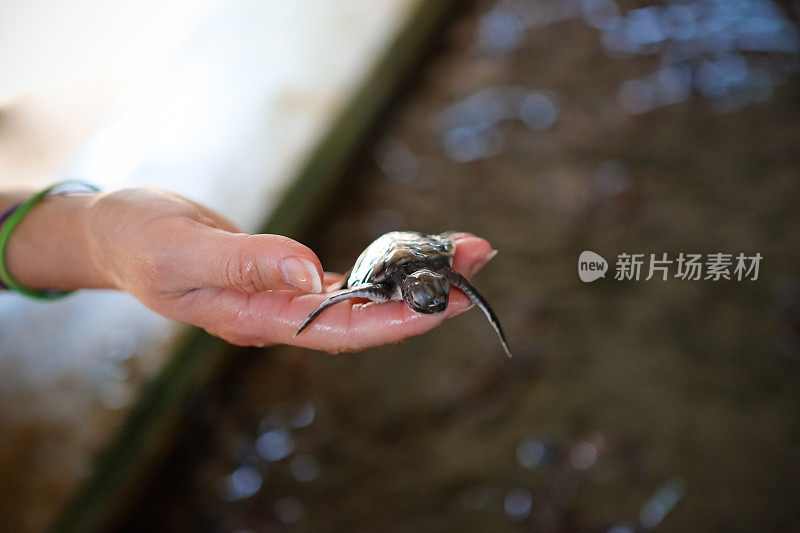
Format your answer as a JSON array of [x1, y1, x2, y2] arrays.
[[0, 191, 114, 291]]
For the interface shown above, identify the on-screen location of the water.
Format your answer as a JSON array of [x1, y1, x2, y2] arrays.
[[123, 1, 800, 530]]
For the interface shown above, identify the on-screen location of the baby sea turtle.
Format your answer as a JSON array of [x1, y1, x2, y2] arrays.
[[295, 231, 512, 357]]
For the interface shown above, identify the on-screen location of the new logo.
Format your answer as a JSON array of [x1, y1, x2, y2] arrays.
[[578, 251, 608, 282]]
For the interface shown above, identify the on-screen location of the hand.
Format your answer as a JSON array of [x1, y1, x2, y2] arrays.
[[82, 188, 495, 352]]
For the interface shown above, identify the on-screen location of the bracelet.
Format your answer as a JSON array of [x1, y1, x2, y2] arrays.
[[0, 180, 101, 299], [0, 202, 21, 290]]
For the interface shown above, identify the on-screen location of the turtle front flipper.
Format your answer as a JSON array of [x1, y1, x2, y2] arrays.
[[445, 270, 513, 358], [294, 284, 392, 336]]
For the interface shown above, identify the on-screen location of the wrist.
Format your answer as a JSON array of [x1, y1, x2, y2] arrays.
[[4, 190, 116, 291]]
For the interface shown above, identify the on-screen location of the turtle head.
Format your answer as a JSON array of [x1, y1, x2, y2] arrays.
[[401, 268, 449, 314]]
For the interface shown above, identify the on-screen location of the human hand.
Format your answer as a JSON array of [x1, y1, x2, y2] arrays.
[[80, 188, 495, 352]]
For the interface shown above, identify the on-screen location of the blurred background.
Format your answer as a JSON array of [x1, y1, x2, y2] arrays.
[[1, 0, 799, 531]]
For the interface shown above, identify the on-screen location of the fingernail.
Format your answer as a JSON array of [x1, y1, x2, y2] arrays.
[[485, 249, 498, 261], [281, 257, 322, 293]]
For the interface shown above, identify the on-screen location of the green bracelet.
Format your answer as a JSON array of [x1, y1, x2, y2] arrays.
[[0, 180, 100, 300]]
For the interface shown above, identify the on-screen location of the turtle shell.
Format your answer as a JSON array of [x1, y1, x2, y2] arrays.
[[346, 231, 455, 287]]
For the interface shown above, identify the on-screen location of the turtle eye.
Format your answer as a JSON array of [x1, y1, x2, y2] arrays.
[[410, 285, 434, 307], [402, 270, 449, 314]]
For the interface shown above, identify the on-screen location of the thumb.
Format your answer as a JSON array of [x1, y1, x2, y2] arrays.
[[182, 223, 323, 294]]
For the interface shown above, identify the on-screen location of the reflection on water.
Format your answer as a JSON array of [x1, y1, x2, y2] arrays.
[[274, 496, 305, 525], [481, 0, 799, 114], [569, 437, 599, 470], [639, 478, 686, 529], [516, 437, 550, 469], [504, 488, 533, 521], [289, 402, 316, 429], [217, 465, 263, 502], [436, 0, 799, 163], [433, 86, 559, 162], [290, 454, 321, 483], [257, 429, 295, 462], [374, 138, 421, 185]]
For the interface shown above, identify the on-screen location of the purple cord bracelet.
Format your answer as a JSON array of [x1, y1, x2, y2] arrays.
[[0, 202, 22, 290]]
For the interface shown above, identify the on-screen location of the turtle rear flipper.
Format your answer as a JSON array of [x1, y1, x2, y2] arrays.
[[446, 270, 512, 358], [295, 284, 392, 336]]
